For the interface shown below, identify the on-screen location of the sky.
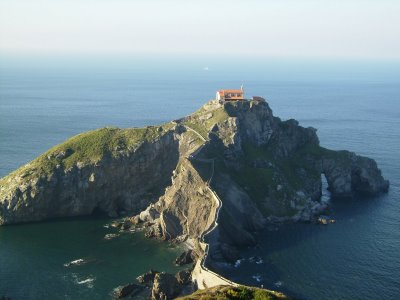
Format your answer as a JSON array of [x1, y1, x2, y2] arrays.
[[0, 0, 400, 60]]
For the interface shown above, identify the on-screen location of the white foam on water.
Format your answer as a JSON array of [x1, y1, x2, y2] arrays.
[[77, 277, 95, 288], [274, 281, 284, 287], [234, 259, 243, 268], [64, 258, 86, 267]]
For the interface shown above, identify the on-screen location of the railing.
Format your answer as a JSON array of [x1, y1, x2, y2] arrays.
[[177, 122, 239, 287], [198, 185, 239, 287], [197, 157, 239, 287]]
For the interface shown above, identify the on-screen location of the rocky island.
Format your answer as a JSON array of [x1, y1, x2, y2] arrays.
[[0, 97, 389, 299]]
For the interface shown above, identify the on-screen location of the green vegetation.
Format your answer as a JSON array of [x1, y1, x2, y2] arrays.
[[228, 142, 323, 216], [319, 147, 350, 160], [184, 130, 205, 148], [0, 124, 172, 185], [228, 145, 276, 215], [183, 107, 229, 140], [232, 166, 273, 200], [184, 121, 209, 140], [177, 285, 289, 300]]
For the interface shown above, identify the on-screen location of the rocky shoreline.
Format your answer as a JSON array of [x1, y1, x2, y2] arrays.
[[0, 98, 389, 299]]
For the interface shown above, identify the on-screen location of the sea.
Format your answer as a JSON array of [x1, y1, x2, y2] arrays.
[[0, 56, 399, 299]]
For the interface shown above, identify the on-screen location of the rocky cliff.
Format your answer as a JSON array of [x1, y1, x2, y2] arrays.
[[0, 98, 389, 255]]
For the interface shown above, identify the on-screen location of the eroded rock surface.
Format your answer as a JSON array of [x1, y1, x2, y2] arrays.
[[0, 99, 389, 251], [151, 272, 181, 300], [0, 98, 390, 298], [0, 128, 180, 224]]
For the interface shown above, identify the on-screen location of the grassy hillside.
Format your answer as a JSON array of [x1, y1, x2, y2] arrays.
[[177, 285, 290, 300], [0, 123, 174, 185], [182, 106, 229, 139]]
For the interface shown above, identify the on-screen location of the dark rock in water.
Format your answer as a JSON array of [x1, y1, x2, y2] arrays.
[[121, 220, 132, 231], [104, 233, 120, 240], [136, 269, 159, 285], [112, 283, 144, 299], [151, 272, 181, 300], [174, 250, 194, 266], [140, 206, 160, 222], [322, 151, 390, 198], [220, 243, 240, 263], [318, 215, 336, 225], [145, 222, 162, 238], [175, 269, 191, 285], [130, 215, 141, 225]]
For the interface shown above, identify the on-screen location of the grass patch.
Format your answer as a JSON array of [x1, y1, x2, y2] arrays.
[[184, 121, 209, 140], [177, 285, 289, 300], [231, 166, 273, 200], [183, 107, 229, 140], [0, 125, 171, 185], [224, 142, 324, 216]]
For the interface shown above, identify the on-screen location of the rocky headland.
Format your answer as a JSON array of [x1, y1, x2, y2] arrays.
[[0, 98, 389, 298]]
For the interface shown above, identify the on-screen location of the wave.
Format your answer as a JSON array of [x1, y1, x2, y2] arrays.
[[64, 258, 86, 267], [77, 277, 95, 286]]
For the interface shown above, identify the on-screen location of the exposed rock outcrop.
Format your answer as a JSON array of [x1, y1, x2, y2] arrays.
[[111, 283, 144, 299], [175, 270, 192, 285], [175, 250, 195, 266], [0, 98, 389, 261], [151, 272, 181, 300], [136, 269, 159, 285], [322, 150, 389, 198], [0, 127, 180, 225]]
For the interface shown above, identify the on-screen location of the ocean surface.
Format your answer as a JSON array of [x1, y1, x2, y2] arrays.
[[0, 58, 399, 299]]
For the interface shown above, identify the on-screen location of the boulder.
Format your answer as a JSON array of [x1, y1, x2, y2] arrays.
[[174, 250, 194, 266], [318, 215, 336, 225], [121, 220, 132, 231], [175, 270, 191, 285], [130, 215, 141, 225], [151, 272, 181, 300], [139, 206, 160, 222], [145, 222, 162, 238], [136, 269, 159, 285], [112, 283, 144, 299]]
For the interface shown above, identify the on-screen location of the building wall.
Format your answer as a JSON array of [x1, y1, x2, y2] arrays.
[[216, 91, 244, 101]]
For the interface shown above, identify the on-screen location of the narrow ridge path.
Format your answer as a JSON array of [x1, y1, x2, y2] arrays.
[[181, 125, 238, 288]]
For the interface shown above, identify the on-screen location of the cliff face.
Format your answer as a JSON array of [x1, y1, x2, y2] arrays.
[[146, 158, 219, 240], [321, 150, 390, 197], [0, 99, 389, 252], [0, 126, 181, 224]]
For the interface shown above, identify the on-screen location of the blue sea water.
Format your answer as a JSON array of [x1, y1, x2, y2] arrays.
[[0, 57, 399, 299]]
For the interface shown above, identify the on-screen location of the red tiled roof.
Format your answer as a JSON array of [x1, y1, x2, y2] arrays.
[[218, 89, 243, 95]]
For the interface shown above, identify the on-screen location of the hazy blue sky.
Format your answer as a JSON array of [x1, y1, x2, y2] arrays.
[[1, 0, 399, 59]]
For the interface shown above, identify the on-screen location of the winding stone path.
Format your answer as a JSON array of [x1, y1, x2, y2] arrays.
[[181, 126, 238, 289]]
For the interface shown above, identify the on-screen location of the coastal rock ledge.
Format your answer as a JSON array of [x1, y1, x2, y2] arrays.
[[0, 98, 389, 291]]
